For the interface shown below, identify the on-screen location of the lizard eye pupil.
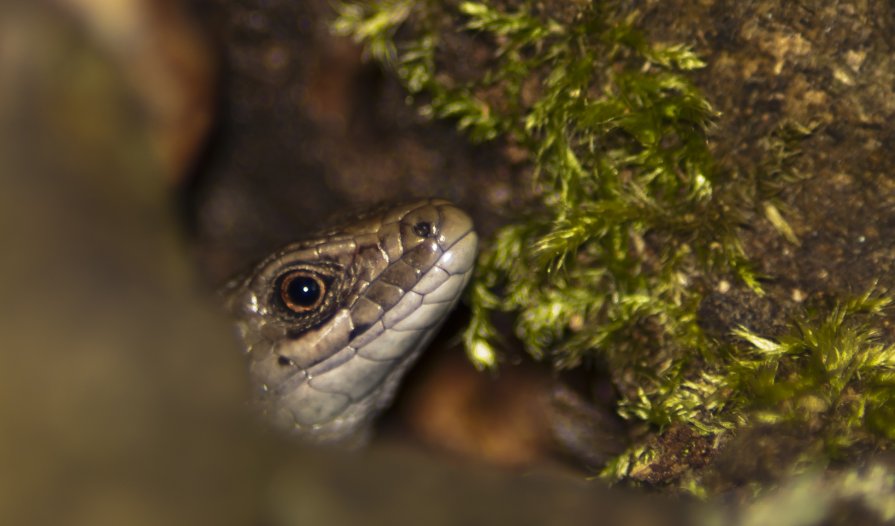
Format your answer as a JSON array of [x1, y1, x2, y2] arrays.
[[279, 272, 324, 312]]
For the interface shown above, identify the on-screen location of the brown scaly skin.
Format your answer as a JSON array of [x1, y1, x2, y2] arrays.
[[222, 199, 477, 445]]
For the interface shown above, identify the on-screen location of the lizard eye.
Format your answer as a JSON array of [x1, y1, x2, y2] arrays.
[[278, 271, 325, 313]]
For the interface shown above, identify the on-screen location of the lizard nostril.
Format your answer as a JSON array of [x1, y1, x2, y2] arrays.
[[413, 221, 434, 238], [277, 356, 292, 366]]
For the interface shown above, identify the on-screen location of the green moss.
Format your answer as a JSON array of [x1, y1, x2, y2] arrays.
[[731, 289, 895, 455], [334, 0, 894, 490], [335, 0, 753, 363], [605, 287, 895, 491]]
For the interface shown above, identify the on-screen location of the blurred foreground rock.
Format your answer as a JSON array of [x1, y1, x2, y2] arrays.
[[0, 3, 690, 525], [0, 3, 263, 524]]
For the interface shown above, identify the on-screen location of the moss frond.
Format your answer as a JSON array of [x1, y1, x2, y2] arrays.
[[730, 288, 895, 454], [332, 0, 414, 64], [333, 0, 893, 489], [335, 0, 744, 437]]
